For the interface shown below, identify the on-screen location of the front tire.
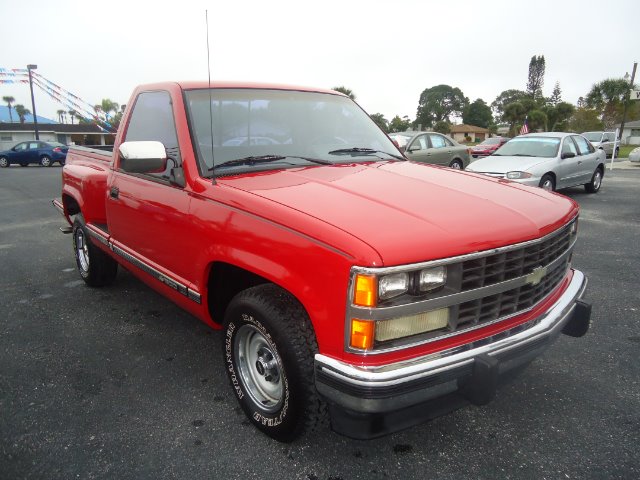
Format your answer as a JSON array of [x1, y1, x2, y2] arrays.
[[539, 174, 555, 191], [223, 284, 326, 442], [40, 156, 52, 167], [0, 156, 8, 168], [73, 215, 118, 287], [585, 167, 603, 193]]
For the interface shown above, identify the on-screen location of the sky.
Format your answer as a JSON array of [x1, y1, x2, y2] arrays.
[[1, 0, 638, 124]]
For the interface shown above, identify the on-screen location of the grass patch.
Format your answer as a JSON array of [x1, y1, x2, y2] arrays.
[[618, 145, 636, 158]]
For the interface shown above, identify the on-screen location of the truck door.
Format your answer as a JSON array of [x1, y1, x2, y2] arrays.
[[106, 90, 195, 287]]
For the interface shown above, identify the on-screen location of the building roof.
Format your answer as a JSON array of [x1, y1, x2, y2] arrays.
[[449, 124, 490, 134], [615, 119, 640, 128], [0, 122, 109, 134], [0, 106, 56, 124]]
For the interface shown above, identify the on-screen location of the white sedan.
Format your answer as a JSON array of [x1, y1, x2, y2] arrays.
[[466, 132, 606, 193], [629, 147, 640, 163]]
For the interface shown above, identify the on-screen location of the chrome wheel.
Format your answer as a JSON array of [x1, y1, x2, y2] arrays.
[[0, 157, 8, 168], [592, 170, 602, 190], [40, 156, 52, 167], [74, 228, 90, 273], [449, 160, 463, 170], [541, 179, 553, 191], [235, 324, 284, 413]]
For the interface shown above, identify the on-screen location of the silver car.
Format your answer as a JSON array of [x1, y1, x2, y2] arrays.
[[389, 131, 471, 169], [466, 132, 606, 193], [629, 147, 640, 163], [582, 131, 619, 158]]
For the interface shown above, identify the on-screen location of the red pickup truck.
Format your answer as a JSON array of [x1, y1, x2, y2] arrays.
[[54, 81, 591, 441]]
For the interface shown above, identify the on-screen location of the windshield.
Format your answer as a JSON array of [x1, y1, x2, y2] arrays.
[[479, 138, 502, 145], [184, 89, 400, 176], [494, 137, 560, 158], [582, 132, 602, 142]]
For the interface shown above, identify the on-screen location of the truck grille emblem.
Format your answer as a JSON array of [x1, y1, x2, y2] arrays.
[[526, 266, 548, 286]]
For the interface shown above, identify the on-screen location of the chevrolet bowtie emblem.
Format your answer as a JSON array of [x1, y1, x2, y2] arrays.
[[526, 266, 548, 286]]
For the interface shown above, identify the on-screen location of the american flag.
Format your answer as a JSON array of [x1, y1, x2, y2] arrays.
[[520, 116, 529, 135]]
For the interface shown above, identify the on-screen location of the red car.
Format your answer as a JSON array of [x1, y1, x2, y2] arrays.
[[470, 136, 509, 158], [54, 81, 590, 441]]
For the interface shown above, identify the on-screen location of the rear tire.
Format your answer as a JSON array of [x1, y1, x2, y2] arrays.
[[40, 156, 52, 167], [0, 157, 8, 168], [449, 159, 464, 170], [72, 215, 118, 287], [222, 284, 326, 442], [539, 174, 555, 191], [584, 167, 603, 193]]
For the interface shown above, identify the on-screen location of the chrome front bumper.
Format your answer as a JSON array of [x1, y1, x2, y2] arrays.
[[315, 269, 590, 438]]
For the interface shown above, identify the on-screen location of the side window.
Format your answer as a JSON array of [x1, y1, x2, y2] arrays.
[[443, 136, 454, 147], [14, 143, 27, 151], [28, 142, 39, 150], [428, 134, 447, 149], [573, 136, 594, 155], [409, 135, 428, 151], [124, 91, 181, 181], [605, 133, 615, 142], [562, 137, 578, 156]]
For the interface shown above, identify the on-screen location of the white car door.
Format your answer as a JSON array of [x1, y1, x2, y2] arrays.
[[572, 135, 600, 184], [557, 137, 582, 188]]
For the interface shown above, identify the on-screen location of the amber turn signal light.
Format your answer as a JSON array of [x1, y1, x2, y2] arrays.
[[353, 274, 377, 307], [350, 318, 375, 350]]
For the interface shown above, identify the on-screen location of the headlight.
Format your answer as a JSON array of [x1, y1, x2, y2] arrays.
[[418, 266, 446, 292], [379, 272, 409, 301], [506, 171, 533, 179], [375, 308, 450, 342]]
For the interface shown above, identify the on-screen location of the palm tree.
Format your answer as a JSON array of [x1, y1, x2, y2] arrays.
[[57, 109, 65, 124], [100, 98, 119, 119], [332, 86, 356, 101], [14, 104, 31, 124], [3, 96, 15, 122], [68, 110, 77, 124]]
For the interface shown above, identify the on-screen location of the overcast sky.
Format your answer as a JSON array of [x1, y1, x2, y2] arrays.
[[1, 0, 637, 123]]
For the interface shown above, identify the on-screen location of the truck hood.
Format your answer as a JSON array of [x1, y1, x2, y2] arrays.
[[467, 155, 549, 174], [220, 161, 577, 266]]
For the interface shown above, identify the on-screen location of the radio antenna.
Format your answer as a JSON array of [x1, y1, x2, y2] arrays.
[[206, 9, 216, 183]]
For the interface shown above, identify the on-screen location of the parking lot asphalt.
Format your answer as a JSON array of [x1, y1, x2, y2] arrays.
[[1, 165, 639, 480]]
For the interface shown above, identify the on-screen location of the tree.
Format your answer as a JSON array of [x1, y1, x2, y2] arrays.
[[526, 55, 546, 100], [388, 115, 411, 132], [527, 109, 548, 131], [369, 113, 389, 133], [3, 96, 15, 122], [100, 98, 119, 118], [332, 86, 356, 100], [433, 120, 451, 135], [491, 89, 527, 120], [14, 104, 30, 124], [462, 98, 493, 128], [503, 102, 526, 136], [416, 85, 468, 128], [68, 110, 77, 124], [543, 101, 575, 131], [586, 78, 636, 128], [549, 82, 562, 106], [568, 107, 604, 132], [57, 109, 66, 124]]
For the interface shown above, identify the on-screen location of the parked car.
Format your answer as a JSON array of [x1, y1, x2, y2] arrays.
[[466, 132, 606, 193], [629, 146, 640, 162], [469, 136, 510, 158], [0, 141, 69, 167], [582, 131, 619, 158], [389, 131, 470, 169]]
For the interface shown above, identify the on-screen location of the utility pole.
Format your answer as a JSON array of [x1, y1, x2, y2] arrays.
[[618, 62, 637, 143], [27, 64, 39, 140]]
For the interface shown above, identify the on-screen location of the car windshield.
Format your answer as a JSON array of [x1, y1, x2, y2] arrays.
[[493, 137, 560, 158], [184, 88, 400, 177], [479, 138, 502, 145], [582, 132, 602, 142]]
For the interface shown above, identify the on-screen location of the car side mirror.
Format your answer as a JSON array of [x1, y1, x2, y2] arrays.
[[561, 152, 575, 159], [118, 141, 167, 173]]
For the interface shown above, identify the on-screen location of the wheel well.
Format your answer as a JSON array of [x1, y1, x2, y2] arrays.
[[543, 172, 556, 182], [63, 194, 81, 216], [207, 262, 270, 324]]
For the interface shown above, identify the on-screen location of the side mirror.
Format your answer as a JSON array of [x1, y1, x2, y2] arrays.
[[119, 141, 167, 173], [561, 152, 576, 159]]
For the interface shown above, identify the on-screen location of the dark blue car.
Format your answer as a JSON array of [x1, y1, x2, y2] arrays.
[[0, 141, 69, 167]]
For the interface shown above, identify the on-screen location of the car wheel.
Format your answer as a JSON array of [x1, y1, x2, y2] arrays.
[[73, 215, 118, 287], [40, 156, 52, 167], [223, 284, 326, 442], [584, 167, 603, 193], [0, 156, 8, 168], [539, 174, 555, 192], [449, 159, 464, 170], [59, 160, 65, 166]]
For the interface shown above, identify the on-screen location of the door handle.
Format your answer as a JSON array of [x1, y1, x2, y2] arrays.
[[110, 186, 119, 199]]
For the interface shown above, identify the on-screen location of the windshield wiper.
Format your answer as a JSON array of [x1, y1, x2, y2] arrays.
[[328, 147, 405, 161], [213, 154, 333, 171]]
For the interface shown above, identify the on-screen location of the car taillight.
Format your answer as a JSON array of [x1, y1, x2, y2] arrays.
[[53, 147, 62, 153]]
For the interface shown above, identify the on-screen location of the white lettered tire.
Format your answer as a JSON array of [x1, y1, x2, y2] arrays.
[[222, 284, 326, 441]]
